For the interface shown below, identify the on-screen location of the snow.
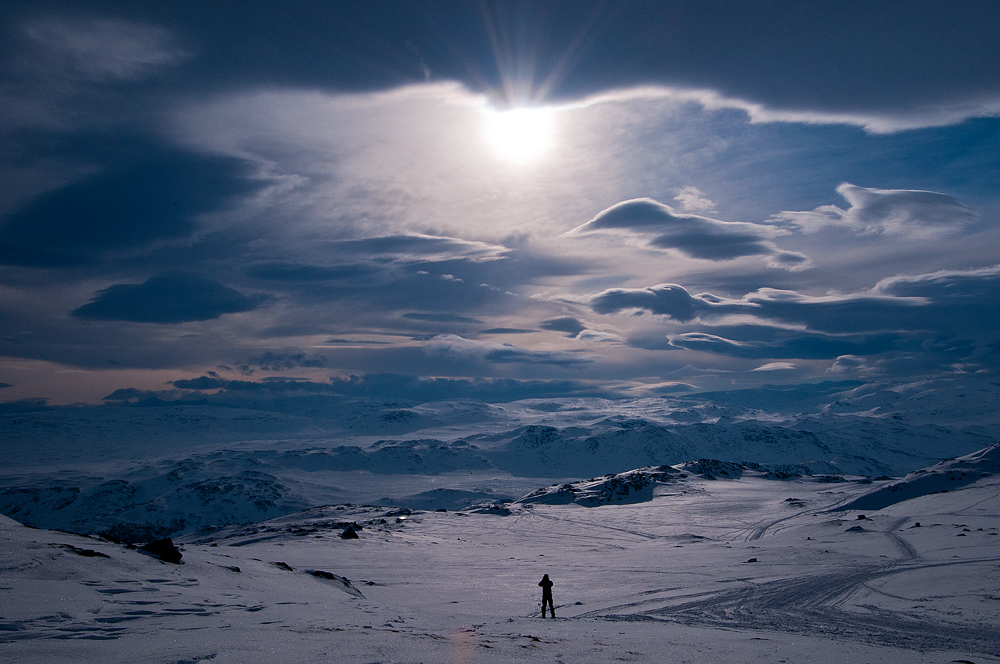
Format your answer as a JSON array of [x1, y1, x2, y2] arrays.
[[842, 442, 1000, 510], [4, 378, 998, 538], [3, 448, 1000, 663], [4, 378, 1000, 661]]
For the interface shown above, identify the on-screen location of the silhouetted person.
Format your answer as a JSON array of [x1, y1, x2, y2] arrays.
[[538, 573, 555, 618]]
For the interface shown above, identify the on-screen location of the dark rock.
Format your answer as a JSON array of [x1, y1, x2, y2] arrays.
[[274, 561, 295, 571], [311, 569, 338, 580], [139, 537, 182, 563], [341, 526, 360, 539], [61, 544, 110, 558]]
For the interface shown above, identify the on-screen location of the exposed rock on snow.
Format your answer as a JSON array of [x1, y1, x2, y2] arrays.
[[676, 459, 747, 479], [516, 466, 680, 507], [139, 537, 182, 563], [309, 570, 366, 598]]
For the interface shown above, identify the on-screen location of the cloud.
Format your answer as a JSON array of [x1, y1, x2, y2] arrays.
[[246, 262, 378, 282], [828, 355, 879, 375], [590, 280, 934, 334], [325, 374, 610, 401], [480, 328, 535, 335], [424, 335, 596, 366], [72, 273, 264, 323], [244, 352, 329, 371], [577, 329, 623, 344], [159, 372, 611, 402], [661, 327, 902, 360], [539, 316, 586, 337], [403, 313, 483, 324], [874, 264, 1000, 301], [752, 362, 796, 372], [569, 198, 810, 270], [773, 183, 978, 238], [590, 284, 740, 321], [0, 150, 264, 267], [573, 84, 1000, 134], [639, 381, 697, 395], [331, 234, 509, 263], [22, 17, 188, 81], [673, 186, 716, 213], [593, 266, 1000, 375]]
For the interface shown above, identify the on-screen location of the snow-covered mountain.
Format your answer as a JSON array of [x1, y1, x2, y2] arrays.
[[2, 377, 997, 538]]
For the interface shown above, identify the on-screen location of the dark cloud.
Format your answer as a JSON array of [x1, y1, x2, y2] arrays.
[[590, 281, 921, 333], [72, 273, 263, 323], [402, 313, 483, 324], [244, 352, 329, 371], [102, 387, 163, 402], [570, 198, 809, 269], [165, 372, 610, 403], [480, 328, 535, 335], [0, 150, 263, 267], [594, 266, 1000, 373], [246, 262, 378, 282], [9, 1, 997, 120], [874, 265, 1000, 302], [167, 377, 221, 391], [665, 329, 902, 360], [539, 316, 586, 337], [323, 338, 392, 346], [591, 284, 715, 321]]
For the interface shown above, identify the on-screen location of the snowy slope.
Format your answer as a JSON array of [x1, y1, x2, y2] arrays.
[[4, 447, 1000, 664], [841, 442, 1000, 510]]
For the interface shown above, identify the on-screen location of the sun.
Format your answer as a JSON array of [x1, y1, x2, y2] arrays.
[[482, 106, 555, 164]]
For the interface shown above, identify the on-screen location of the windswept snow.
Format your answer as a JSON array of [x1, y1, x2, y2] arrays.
[[3, 447, 1000, 663]]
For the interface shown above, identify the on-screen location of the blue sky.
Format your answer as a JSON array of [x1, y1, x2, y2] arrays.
[[1, 1, 999, 403]]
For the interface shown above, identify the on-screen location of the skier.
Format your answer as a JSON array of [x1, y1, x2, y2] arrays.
[[538, 573, 555, 618]]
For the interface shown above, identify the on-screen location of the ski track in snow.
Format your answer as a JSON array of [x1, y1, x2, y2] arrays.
[[577, 509, 1000, 657], [619, 556, 1000, 656]]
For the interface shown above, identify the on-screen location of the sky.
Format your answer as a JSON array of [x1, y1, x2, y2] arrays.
[[1, 0, 999, 405]]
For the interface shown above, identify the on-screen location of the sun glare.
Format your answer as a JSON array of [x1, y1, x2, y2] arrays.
[[483, 106, 555, 164]]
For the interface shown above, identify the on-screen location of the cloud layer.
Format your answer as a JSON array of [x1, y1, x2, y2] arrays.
[[571, 198, 810, 270], [0, 4, 998, 403]]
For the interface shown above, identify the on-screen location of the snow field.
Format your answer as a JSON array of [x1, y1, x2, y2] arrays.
[[3, 469, 999, 663]]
